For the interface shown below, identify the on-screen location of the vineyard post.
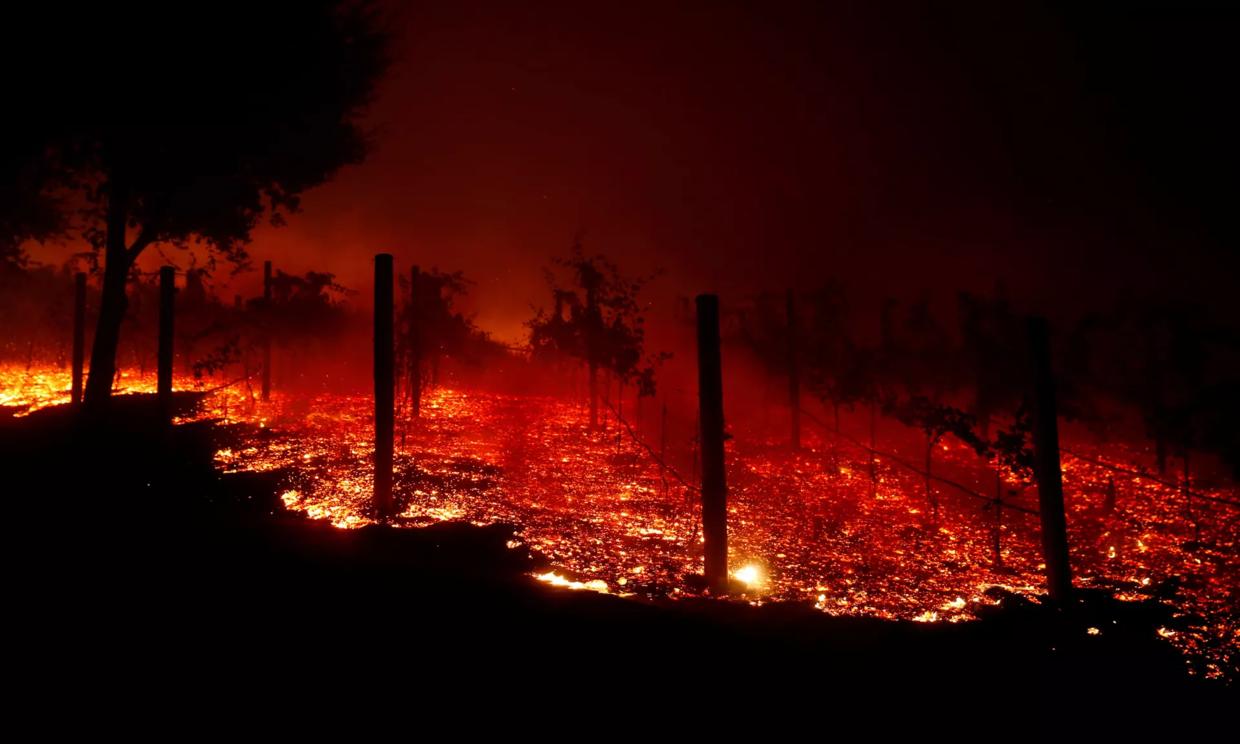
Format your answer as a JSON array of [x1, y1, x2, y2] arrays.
[[261, 260, 273, 401], [71, 272, 87, 405], [696, 294, 729, 593], [374, 254, 395, 519], [1028, 316, 1073, 602], [157, 266, 175, 419]]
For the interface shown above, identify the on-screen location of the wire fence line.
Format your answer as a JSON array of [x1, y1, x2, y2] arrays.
[[885, 408, 1240, 519], [1060, 447, 1240, 510], [798, 405, 1039, 517], [601, 396, 698, 495], [599, 396, 705, 547], [600, 387, 1041, 521], [200, 370, 260, 395]]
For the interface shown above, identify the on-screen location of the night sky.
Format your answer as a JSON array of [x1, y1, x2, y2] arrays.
[[33, 1, 1239, 341]]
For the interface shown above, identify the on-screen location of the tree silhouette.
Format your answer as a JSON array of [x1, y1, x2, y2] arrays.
[[895, 296, 955, 400], [738, 283, 871, 432], [802, 282, 867, 430], [7, 1, 389, 406], [956, 288, 1026, 441], [1, 134, 66, 274], [1064, 297, 1240, 478], [528, 241, 658, 428], [399, 266, 480, 414], [890, 395, 988, 524]]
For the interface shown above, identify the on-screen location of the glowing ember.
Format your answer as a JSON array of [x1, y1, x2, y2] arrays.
[[535, 571, 610, 593], [733, 563, 765, 589], [3, 363, 1237, 680]]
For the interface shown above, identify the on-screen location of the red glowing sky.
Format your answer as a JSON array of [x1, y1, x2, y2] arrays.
[[29, 1, 1239, 342]]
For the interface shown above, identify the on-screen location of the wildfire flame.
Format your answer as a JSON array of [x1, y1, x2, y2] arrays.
[[3, 362, 1236, 680]]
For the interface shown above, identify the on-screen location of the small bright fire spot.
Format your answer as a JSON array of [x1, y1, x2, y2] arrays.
[[535, 571, 609, 594], [733, 563, 764, 588]]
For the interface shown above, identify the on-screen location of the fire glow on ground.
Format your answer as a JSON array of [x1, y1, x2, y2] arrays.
[[5, 363, 1235, 681]]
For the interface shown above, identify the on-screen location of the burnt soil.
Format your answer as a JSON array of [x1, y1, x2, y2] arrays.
[[4, 394, 1232, 736]]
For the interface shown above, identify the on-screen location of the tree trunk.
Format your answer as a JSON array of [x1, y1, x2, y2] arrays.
[[83, 255, 131, 405], [84, 168, 136, 407]]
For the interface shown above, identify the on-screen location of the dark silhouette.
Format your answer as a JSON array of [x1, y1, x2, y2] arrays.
[[696, 294, 729, 594], [157, 267, 175, 418], [957, 289, 1025, 441], [262, 262, 274, 402], [1, 2, 1236, 724], [889, 396, 987, 524], [802, 281, 857, 431], [786, 289, 801, 449], [1064, 298, 1240, 481], [1028, 317, 1074, 603], [406, 266, 424, 416], [398, 266, 480, 408], [374, 254, 395, 518], [739, 284, 883, 440], [7, 1, 389, 407], [528, 241, 660, 428], [0, 136, 65, 270], [71, 273, 87, 405]]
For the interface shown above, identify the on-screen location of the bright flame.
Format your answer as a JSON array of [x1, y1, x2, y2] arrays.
[[733, 563, 764, 588], [534, 571, 610, 594], [3, 363, 1236, 680]]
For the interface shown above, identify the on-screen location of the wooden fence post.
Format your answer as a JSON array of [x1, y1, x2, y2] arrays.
[[71, 272, 87, 405], [696, 294, 729, 593], [261, 260, 272, 401], [1028, 316, 1073, 602], [374, 254, 395, 518], [158, 266, 175, 418]]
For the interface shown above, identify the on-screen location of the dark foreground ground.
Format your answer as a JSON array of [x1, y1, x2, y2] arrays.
[[4, 395, 1233, 737]]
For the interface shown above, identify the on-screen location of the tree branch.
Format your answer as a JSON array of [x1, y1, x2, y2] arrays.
[[126, 222, 159, 263]]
